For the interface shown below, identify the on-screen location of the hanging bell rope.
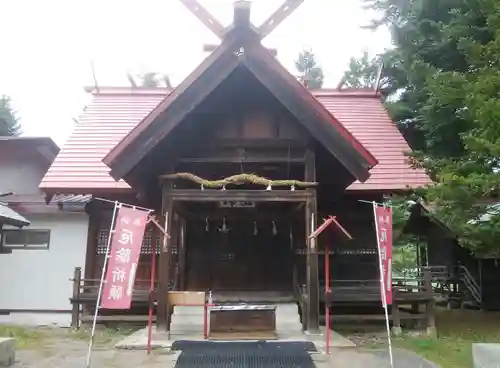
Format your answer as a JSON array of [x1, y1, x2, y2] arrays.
[[160, 172, 318, 189]]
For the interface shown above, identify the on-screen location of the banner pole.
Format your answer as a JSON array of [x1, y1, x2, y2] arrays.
[[373, 202, 394, 368], [147, 218, 159, 354], [85, 201, 119, 368], [163, 212, 170, 339]]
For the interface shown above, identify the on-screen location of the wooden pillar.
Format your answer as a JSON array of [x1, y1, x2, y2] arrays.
[[171, 213, 180, 288], [71, 267, 82, 329], [305, 148, 320, 333], [157, 183, 173, 331], [179, 218, 187, 290], [424, 269, 436, 336], [83, 203, 98, 280], [391, 288, 402, 336]]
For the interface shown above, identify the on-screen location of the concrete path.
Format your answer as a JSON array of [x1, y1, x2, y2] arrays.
[[114, 326, 355, 351], [13, 345, 439, 367], [7, 329, 439, 367], [315, 348, 440, 368]]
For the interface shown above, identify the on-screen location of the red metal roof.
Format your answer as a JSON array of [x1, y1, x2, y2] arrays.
[[40, 87, 430, 193]]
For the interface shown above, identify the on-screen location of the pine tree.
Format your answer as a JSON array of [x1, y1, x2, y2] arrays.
[[0, 95, 21, 136], [295, 49, 324, 89], [344, 0, 500, 255]]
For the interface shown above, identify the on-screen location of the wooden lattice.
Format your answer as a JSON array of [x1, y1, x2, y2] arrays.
[[96, 228, 168, 255]]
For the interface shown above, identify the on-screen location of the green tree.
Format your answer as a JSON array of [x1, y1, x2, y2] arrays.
[[127, 72, 172, 88], [341, 52, 381, 89], [340, 51, 406, 102], [295, 49, 324, 89], [344, 0, 490, 156], [0, 95, 21, 136], [354, 0, 500, 256], [422, 0, 500, 256]]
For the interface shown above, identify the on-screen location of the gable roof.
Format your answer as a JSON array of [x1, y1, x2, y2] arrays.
[[103, 30, 377, 183], [39, 87, 431, 194], [0, 136, 59, 165], [0, 202, 30, 228]]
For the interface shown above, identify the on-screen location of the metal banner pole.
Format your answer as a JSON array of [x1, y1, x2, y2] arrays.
[[373, 202, 394, 368], [325, 242, 330, 355], [85, 201, 119, 368], [147, 216, 162, 354], [163, 212, 170, 339]]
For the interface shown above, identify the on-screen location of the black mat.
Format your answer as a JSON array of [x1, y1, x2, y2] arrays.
[[173, 341, 317, 368]]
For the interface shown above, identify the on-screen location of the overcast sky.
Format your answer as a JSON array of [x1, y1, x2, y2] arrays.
[[0, 0, 391, 146]]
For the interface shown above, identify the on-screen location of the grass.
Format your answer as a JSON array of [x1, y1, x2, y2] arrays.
[[0, 325, 47, 349], [67, 326, 137, 345], [370, 308, 500, 368], [0, 324, 136, 349]]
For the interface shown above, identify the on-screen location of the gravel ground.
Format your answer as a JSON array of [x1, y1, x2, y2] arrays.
[[9, 330, 438, 368], [13, 342, 177, 368]]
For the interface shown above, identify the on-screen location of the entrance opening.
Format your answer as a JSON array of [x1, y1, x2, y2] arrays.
[[182, 201, 302, 294]]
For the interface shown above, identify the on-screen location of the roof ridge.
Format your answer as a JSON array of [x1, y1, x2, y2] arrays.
[[84, 86, 382, 98], [84, 86, 171, 96]]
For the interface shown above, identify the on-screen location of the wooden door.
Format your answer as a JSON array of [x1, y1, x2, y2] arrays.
[[185, 219, 293, 291]]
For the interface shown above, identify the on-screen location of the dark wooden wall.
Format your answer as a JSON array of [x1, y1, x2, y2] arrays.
[[316, 196, 381, 283], [185, 216, 295, 291], [86, 201, 166, 288], [86, 196, 382, 289], [479, 259, 500, 310]]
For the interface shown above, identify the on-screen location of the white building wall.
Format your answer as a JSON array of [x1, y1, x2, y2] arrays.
[[0, 161, 48, 194], [0, 213, 88, 326]]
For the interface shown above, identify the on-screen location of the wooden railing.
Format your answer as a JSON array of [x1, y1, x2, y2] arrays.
[[69, 267, 158, 328], [322, 269, 437, 335], [292, 265, 307, 331]]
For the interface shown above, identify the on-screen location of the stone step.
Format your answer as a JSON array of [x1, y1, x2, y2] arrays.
[[172, 306, 205, 315], [0, 338, 15, 367], [170, 302, 303, 336], [276, 303, 299, 314]]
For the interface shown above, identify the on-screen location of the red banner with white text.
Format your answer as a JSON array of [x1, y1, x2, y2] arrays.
[[101, 206, 149, 310], [374, 205, 393, 306]]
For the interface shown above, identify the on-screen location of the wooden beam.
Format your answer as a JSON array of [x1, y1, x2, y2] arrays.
[[233, 0, 251, 30], [241, 49, 372, 182], [157, 184, 173, 332], [179, 157, 303, 164], [178, 218, 187, 290], [203, 43, 278, 57], [178, 0, 226, 39], [179, 148, 305, 163], [305, 148, 320, 333], [84, 203, 98, 280], [179, 209, 302, 222], [258, 0, 304, 39], [106, 40, 241, 180], [168, 189, 311, 202]]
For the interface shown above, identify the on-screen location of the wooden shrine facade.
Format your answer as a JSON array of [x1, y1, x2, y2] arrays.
[[83, 0, 380, 333], [52, 0, 436, 334]]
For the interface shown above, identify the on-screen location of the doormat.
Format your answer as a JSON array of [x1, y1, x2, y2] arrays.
[[173, 341, 317, 368]]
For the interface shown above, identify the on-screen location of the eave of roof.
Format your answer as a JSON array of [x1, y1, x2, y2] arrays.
[[0, 202, 30, 228], [0, 136, 60, 164], [102, 30, 376, 184], [39, 87, 431, 194]]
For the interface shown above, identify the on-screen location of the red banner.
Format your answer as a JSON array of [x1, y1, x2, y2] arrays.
[[374, 205, 393, 305], [101, 206, 149, 310]]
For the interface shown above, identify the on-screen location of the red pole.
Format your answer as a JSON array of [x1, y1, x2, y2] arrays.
[[203, 303, 208, 339], [325, 243, 330, 355], [146, 231, 158, 354]]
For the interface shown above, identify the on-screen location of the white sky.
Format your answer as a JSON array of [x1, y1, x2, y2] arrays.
[[0, 0, 391, 146]]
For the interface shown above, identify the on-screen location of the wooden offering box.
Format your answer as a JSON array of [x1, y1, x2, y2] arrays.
[[168, 291, 206, 305], [209, 304, 277, 340]]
